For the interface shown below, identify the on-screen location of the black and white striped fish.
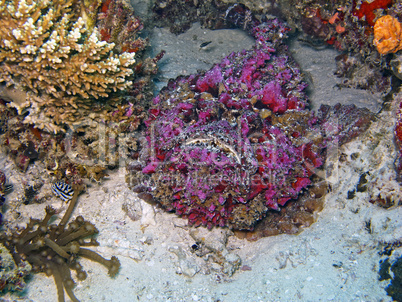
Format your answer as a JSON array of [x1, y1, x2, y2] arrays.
[[4, 184, 13, 194], [51, 181, 74, 202]]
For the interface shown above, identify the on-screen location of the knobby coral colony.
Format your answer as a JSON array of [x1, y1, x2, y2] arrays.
[[126, 5, 374, 231], [0, 0, 136, 133], [0, 188, 120, 302]]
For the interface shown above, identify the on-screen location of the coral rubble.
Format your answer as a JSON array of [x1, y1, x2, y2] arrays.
[[153, 0, 397, 94], [391, 52, 402, 80], [0, 188, 120, 302], [0, 170, 13, 225], [234, 180, 327, 240], [332, 89, 402, 209], [0, 243, 32, 293], [0, 0, 136, 133], [0, 170, 8, 197], [379, 255, 402, 301], [0, 98, 134, 190], [152, 0, 229, 34], [98, 0, 147, 54], [98, 0, 163, 108], [0, 0, 159, 191], [274, 0, 395, 94], [189, 227, 241, 277], [126, 8, 374, 231]]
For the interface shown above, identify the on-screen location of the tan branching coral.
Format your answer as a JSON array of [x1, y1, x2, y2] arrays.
[[0, 0, 136, 132], [374, 15, 402, 55]]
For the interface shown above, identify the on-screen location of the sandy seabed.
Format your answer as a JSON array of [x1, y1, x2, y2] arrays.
[[1, 23, 401, 302]]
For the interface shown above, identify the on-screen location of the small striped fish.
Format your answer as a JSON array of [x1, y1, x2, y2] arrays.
[[4, 184, 13, 194], [51, 181, 74, 202]]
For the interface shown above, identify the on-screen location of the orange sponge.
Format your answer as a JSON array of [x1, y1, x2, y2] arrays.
[[374, 15, 402, 55]]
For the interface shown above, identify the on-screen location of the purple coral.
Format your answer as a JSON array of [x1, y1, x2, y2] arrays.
[[396, 98, 402, 183], [126, 17, 323, 230], [127, 11, 373, 230]]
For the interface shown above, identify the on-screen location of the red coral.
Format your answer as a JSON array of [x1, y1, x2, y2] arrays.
[[100, 28, 111, 42], [29, 126, 42, 140], [353, 0, 393, 26], [101, 0, 112, 14], [97, 0, 147, 54]]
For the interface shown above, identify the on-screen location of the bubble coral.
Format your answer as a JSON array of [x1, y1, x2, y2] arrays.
[[374, 15, 402, 55]]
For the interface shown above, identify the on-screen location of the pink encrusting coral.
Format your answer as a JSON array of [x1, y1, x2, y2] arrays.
[[126, 9, 374, 230], [395, 99, 402, 182]]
